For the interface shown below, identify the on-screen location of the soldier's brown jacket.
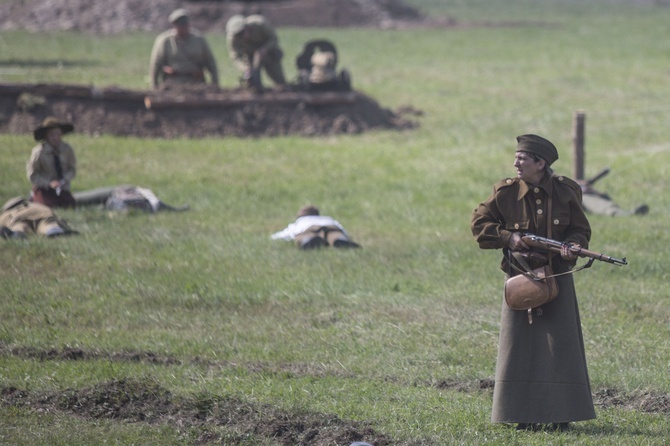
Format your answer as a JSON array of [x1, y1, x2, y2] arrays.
[[471, 173, 591, 273]]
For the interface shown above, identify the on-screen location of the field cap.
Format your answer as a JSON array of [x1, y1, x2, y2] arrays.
[[2, 197, 26, 213], [33, 116, 74, 141], [226, 15, 246, 36], [516, 134, 558, 166], [297, 205, 320, 218], [169, 8, 189, 24]]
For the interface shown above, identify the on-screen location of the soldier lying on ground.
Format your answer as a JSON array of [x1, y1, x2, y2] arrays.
[[73, 185, 189, 213], [1, 197, 78, 239], [271, 205, 361, 250], [577, 168, 648, 216]]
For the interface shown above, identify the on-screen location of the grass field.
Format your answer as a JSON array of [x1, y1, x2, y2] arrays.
[[1, 1, 670, 444]]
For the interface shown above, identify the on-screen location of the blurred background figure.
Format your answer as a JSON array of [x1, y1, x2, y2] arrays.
[[149, 8, 219, 89], [74, 185, 189, 213], [226, 14, 286, 92], [1, 197, 77, 239], [26, 116, 77, 208], [271, 205, 361, 250], [577, 169, 648, 216], [295, 39, 351, 92]]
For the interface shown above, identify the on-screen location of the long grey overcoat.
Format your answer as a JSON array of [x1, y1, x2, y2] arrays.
[[471, 173, 596, 424]]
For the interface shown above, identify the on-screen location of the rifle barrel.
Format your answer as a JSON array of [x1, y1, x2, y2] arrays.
[[521, 234, 627, 266]]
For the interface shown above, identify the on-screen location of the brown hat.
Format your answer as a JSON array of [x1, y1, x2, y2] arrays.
[[33, 117, 74, 141], [297, 205, 320, 217], [516, 134, 558, 166]]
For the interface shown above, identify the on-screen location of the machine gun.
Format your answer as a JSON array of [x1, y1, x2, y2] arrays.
[[521, 234, 628, 267]]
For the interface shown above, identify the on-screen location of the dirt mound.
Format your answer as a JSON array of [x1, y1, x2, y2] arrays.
[[1, 379, 395, 445], [0, 0, 428, 138], [0, 82, 420, 138], [0, 0, 426, 34], [3, 344, 670, 444]]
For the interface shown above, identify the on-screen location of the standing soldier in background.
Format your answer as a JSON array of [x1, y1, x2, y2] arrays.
[[225, 14, 286, 92], [149, 8, 219, 89], [27, 117, 77, 208]]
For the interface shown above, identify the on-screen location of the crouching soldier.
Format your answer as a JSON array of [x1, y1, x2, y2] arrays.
[[226, 14, 286, 92]]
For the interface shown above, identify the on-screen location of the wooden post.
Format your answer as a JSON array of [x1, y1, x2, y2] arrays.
[[572, 111, 586, 180]]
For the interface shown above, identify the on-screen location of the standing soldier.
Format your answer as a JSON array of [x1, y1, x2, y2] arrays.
[[471, 134, 596, 431], [149, 9, 219, 89], [225, 14, 286, 91]]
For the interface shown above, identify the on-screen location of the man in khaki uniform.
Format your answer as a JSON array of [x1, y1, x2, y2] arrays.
[[225, 14, 286, 91], [27, 117, 77, 208], [149, 9, 219, 89], [1, 197, 77, 239]]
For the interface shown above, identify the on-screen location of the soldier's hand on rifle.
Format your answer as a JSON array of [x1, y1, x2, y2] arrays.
[[509, 232, 530, 251], [162, 66, 175, 75], [561, 243, 579, 261]]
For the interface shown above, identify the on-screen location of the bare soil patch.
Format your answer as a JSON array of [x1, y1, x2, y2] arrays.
[[0, 0, 428, 138], [1, 379, 395, 445], [0, 83, 421, 138], [3, 344, 670, 444]]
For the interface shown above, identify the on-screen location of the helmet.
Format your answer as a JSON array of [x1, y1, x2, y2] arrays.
[[226, 15, 246, 37]]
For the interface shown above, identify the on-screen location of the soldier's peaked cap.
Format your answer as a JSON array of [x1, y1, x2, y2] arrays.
[[169, 8, 189, 24], [516, 134, 558, 166]]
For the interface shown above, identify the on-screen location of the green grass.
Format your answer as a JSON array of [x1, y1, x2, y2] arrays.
[[2, 1, 670, 444]]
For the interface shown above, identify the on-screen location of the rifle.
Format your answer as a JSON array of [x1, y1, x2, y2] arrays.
[[521, 233, 628, 267], [583, 167, 610, 187]]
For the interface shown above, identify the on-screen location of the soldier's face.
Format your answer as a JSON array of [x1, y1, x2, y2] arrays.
[[173, 21, 189, 38], [514, 151, 545, 184], [46, 128, 62, 148]]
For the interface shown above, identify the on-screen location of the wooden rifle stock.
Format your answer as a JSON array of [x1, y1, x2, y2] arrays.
[[521, 234, 627, 266]]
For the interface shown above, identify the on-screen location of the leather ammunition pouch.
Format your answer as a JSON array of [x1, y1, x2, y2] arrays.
[[504, 252, 559, 324]]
